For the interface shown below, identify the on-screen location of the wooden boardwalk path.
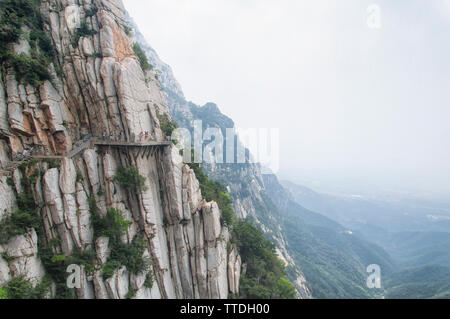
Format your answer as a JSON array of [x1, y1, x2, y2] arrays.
[[0, 138, 172, 176]]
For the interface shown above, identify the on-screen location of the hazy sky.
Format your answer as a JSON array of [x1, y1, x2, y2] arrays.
[[123, 0, 450, 199]]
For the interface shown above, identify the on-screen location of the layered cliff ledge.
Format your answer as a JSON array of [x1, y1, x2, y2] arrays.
[[130, 18, 311, 299], [0, 0, 240, 299]]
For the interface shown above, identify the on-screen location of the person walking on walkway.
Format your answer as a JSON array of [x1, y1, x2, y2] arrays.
[[102, 131, 106, 141], [139, 131, 143, 142]]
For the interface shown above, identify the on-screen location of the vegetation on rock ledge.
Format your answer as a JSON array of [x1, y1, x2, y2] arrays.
[[233, 220, 297, 299], [0, 193, 41, 244], [0, 0, 54, 86], [114, 166, 148, 192], [156, 110, 178, 139], [188, 162, 236, 228], [0, 164, 42, 244], [90, 200, 150, 280], [71, 18, 97, 48], [0, 276, 51, 299], [133, 43, 153, 72], [186, 163, 296, 298]]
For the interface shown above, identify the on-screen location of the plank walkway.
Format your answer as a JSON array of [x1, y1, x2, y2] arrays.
[[0, 138, 172, 176], [93, 140, 172, 147]]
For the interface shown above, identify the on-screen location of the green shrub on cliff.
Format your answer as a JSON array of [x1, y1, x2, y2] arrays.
[[0, 0, 42, 45], [71, 18, 97, 48], [89, 201, 150, 280], [92, 208, 132, 239], [0, 192, 41, 244], [38, 246, 96, 299], [0, 208, 41, 243], [114, 166, 148, 192], [233, 220, 297, 299], [0, 276, 51, 299], [0, 0, 54, 86], [103, 234, 150, 279], [187, 162, 236, 227], [0, 288, 7, 299], [132, 43, 152, 72], [156, 110, 178, 138], [186, 162, 296, 298]]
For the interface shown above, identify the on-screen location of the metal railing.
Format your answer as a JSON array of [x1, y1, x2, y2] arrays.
[[0, 134, 172, 175]]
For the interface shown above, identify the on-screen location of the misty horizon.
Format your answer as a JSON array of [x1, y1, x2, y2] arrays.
[[124, 0, 450, 200], [1, 0, 450, 303]]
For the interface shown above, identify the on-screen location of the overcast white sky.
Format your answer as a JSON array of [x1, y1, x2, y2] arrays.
[[123, 0, 450, 199]]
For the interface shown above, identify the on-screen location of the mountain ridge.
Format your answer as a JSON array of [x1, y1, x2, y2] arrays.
[[129, 11, 406, 298]]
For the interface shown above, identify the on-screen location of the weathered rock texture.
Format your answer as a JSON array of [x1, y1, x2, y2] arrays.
[[130, 16, 312, 299], [0, 0, 239, 299]]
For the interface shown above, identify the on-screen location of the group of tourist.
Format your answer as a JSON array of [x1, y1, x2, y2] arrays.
[[101, 131, 153, 143], [11, 147, 34, 163]]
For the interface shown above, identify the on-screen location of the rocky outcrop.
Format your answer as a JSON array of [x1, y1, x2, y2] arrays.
[[136, 20, 312, 299], [129, 18, 184, 101], [2, 230, 46, 285], [0, 177, 16, 220], [0, 0, 240, 299]]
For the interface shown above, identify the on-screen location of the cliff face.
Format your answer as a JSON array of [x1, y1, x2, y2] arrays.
[[0, 0, 240, 299], [130, 19, 311, 299]]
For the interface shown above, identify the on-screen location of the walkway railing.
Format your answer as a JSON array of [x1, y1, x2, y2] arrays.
[[0, 135, 172, 176]]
